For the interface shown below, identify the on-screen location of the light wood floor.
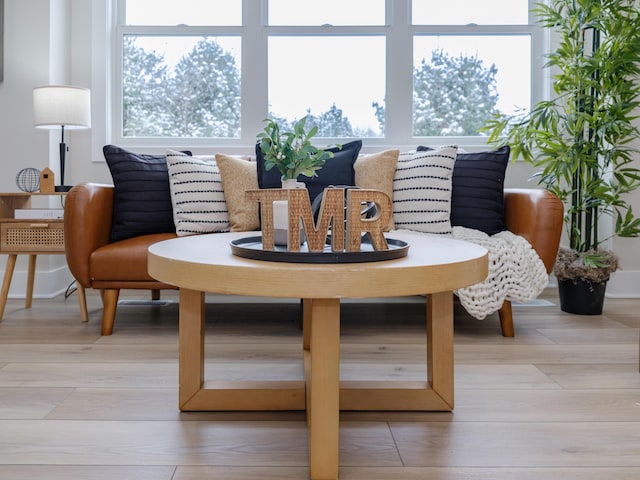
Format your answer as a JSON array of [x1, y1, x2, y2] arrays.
[[0, 287, 639, 480]]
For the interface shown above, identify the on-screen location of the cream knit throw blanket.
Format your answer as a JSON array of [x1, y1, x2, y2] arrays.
[[451, 226, 549, 319]]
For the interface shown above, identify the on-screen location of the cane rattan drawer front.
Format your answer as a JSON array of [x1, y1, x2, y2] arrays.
[[1, 220, 65, 253]]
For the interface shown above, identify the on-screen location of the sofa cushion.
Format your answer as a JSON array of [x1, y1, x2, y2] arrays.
[[166, 150, 230, 236], [90, 232, 176, 282], [354, 149, 400, 198], [417, 145, 511, 235], [103, 145, 178, 242], [216, 153, 260, 231], [256, 139, 363, 202], [354, 149, 400, 230], [392, 146, 457, 235]]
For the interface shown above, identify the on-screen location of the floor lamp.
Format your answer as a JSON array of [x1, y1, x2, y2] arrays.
[[33, 85, 91, 192]]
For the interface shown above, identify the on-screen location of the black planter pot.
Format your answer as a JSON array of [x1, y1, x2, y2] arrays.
[[558, 278, 607, 315]]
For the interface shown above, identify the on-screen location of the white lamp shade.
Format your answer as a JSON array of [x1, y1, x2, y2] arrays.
[[33, 85, 92, 130]]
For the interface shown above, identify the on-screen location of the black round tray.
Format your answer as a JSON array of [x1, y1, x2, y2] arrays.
[[230, 236, 409, 264]]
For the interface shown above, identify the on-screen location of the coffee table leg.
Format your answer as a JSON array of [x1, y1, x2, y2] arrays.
[[179, 288, 205, 410], [427, 291, 454, 408], [308, 298, 340, 480]]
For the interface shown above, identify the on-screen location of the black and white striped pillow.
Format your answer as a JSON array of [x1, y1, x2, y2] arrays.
[[392, 146, 457, 235], [166, 150, 230, 236]]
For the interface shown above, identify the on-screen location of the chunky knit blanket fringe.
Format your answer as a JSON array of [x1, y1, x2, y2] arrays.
[[451, 226, 549, 319]]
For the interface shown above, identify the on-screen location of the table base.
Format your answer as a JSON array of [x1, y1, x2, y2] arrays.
[[178, 290, 454, 480]]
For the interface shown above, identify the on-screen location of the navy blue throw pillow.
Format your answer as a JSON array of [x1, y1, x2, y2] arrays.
[[417, 145, 511, 235], [103, 145, 184, 242], [256, 140, 363, 203]]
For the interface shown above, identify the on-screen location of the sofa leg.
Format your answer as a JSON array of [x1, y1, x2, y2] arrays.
[[101, 289, 120, 336], [77, 283, 89, 322], [151, 289, 161, 301], [498, 300, 515, 337]]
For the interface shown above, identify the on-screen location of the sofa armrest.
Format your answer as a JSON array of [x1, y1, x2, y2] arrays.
[[503, 188, 564, 274], [64, 183, 115, 287]]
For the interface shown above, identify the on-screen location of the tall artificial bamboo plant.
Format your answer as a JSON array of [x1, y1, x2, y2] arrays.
[[483, 0, 640, 284]]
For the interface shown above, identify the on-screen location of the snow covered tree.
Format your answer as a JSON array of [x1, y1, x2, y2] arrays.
[[169, 39, 241, 137], [122, 37, 240, 138], [413, 49, 499, 136], [122, 37, 172, 137]]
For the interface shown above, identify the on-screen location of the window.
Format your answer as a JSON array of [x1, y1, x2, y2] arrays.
[[113, 0, 540, 148], [268, 0, 385, 25], [412, 0, 529, 25], [268, 36, 386, 138]]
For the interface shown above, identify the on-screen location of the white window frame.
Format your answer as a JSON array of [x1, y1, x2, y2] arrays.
[[105, 0, 547, 153]]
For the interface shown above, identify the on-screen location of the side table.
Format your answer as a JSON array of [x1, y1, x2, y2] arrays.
[[0, 192, 87, 321]]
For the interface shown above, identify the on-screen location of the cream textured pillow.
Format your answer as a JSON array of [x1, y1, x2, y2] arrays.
[[354, 149, 400, 230], [215, 153, 260, 232], [355, 149, 400, 198], [392, 146, 458, 235], [166, 150, 230, 236]]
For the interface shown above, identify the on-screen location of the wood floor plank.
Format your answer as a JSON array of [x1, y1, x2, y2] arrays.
[[0, 465, 176, 480], [535, 363, 640, 389], [455, 343, 637, 364], [0, 387, 73, 419], [537, 327, 640, 344], [0, 344, 179, 363], [173, 466, 310, 480], [0, 363, 178, 388], [390, 421, 640, 467], [338, 467, 640, 480], [0, 420, 309, 466], [45, 388, 180, 420], [452, 388, 640, 421], [454, 364, 561, 389]]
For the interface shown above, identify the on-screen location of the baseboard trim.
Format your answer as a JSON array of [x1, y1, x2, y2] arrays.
[[605, 270, 640, 298]]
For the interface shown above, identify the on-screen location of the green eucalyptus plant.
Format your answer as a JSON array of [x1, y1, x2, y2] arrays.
[[257, 116, 336, 181], [483, 0, 640, 282]]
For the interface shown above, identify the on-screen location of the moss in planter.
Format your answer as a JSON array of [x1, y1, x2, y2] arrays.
[[553, 247, 619, 284]]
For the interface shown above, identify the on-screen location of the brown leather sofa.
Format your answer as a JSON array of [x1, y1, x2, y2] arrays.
[[65, 183, 563, 336]]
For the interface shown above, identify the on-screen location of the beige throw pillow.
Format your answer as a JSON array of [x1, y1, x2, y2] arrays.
[[354, 149, 400, 230], [354, 149, 400, 198], [215, 153, 260, 232]]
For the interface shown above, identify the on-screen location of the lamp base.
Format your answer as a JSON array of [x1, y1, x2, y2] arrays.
[[55, 185, 73, 192]]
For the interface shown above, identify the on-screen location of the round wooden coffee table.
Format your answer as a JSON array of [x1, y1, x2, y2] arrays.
[[148, 230, 487, 480]]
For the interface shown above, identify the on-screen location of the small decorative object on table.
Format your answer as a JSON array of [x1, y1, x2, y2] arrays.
[[237, 186, 408, 263], [39, 167, 55, 193], [257, 116, 341, 245], [257, 116, 336, 182], [15, 168, 40, 192]]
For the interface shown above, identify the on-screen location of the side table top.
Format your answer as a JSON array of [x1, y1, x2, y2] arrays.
[[0, 192, 68, 196], [148, 230, 488, 299]]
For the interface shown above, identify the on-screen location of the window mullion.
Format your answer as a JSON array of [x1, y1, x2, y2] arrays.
[[242, 0, 267, 143], [385, 0, 413, 146]]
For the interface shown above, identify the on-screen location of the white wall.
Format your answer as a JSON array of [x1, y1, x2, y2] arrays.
[[0, 0, 76, 298], [0, 0, 638, 299]]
